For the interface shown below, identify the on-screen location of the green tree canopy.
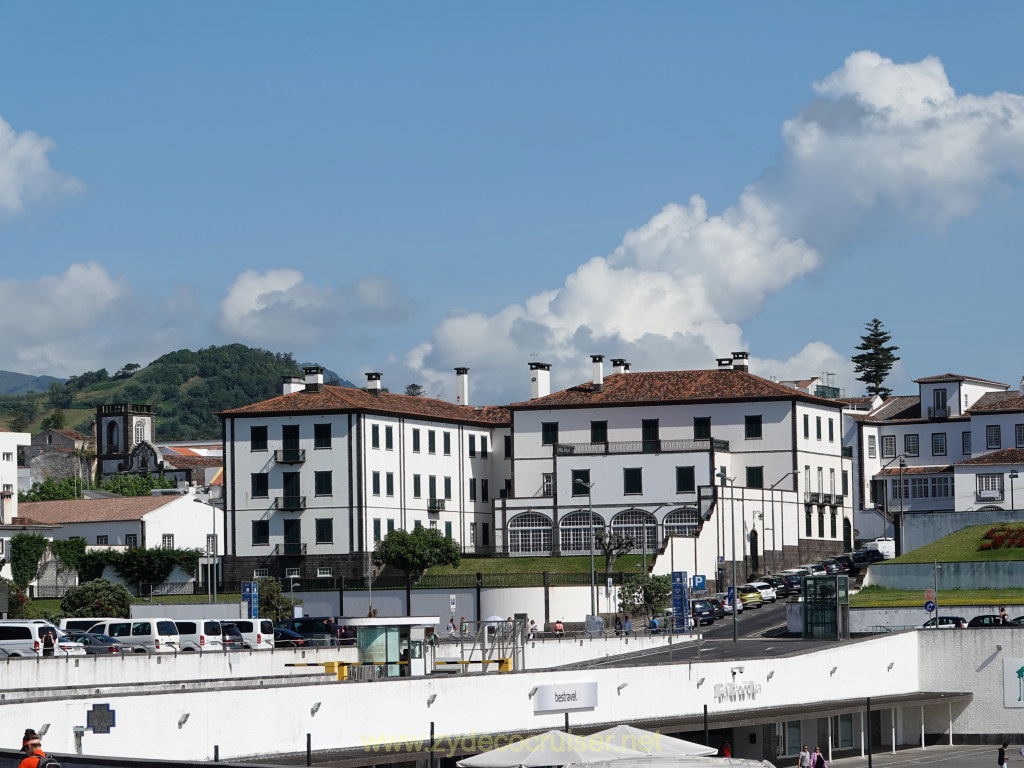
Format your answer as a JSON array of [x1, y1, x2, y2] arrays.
[[8, 410, 29, 432], [404, 383, 426, 397], [852, 318, 901, 399], [47, 381, 74, 409], [593, 528, 636, 574], [255, 576, 302, 621], [618, 572, 671, 619], [372, 527, 461, 581], [40, 410, 66, 430], [60, 578, 133, 618]]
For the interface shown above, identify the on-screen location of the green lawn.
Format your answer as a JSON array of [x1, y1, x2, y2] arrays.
[[427, 554, 650, 575], [851, 585, 1024, 608], [886, 523, 1024, 563]]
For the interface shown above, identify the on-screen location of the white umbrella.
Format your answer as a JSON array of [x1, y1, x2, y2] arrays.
[[457, 729, 648, 768], [589, 725, 717, 757]]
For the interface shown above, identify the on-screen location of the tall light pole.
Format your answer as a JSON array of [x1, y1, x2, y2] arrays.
[[716, 471, 738, 643], [932, 559, 942, 626], [769, 470, 799, 574], [898, 457, 906, 556], [584, 482, 597, 617], [1009, 471, 1018, 512]]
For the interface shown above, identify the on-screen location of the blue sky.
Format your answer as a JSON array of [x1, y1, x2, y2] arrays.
[[2, 3, 1023, 404]]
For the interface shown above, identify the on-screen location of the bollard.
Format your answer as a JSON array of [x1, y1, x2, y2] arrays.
[[307, 733, 312, 767], [214, 745, 219, 762]]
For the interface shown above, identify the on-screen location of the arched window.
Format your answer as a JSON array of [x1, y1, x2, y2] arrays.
[[611, 509, 658, 553], [106, 421, 119, 452], [507, 513, 553, 555], [664, 507, 700, 537], [135, 421, 145, 445], [559, 511, 603, 554]]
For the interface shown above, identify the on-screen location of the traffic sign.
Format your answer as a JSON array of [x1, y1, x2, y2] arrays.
[[449, 594, 457, 612], [925, 600, 936, 612], [692, 574, 706, 591], [924, 589, 936, 601]]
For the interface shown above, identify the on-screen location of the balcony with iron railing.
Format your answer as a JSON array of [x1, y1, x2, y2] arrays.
[[428, 498, 446, 513], [273, 543, 307, 556], [274, 448, 306, 464], [555, 438, 728, 456], [927, 406, 949, 419], [804, 491, 821, 504], [275, 495, 306, 511]]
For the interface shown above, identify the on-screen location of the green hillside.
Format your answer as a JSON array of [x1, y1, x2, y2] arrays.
[[0, 344, 355, 441], [0, 370, 64, 395]]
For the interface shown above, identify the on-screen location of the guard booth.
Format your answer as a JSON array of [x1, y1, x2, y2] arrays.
[[802, 575, 850, 640], [343, 616, 438, 678]]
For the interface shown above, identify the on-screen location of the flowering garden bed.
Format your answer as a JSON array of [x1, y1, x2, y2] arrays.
[[978, 525, 1024, 551]]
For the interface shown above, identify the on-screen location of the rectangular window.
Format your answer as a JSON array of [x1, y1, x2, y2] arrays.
[[816, 416, 822, 440], [891, 478, 910, 499], [676, 466, 696, 494], [541, 422, 559, 446], [805, 509, 812, 537], [868, 435, 876, 459], [1, 452, 10, 462], [978, 473, 1002, 495], [412, 429, 421, 453], [803, 414, 809, 439], [572, 469, 591, 496], [931, 477, 950, 497], [828, 418, 834, 442], [254, 568, 269, 578], [830, 468, 836, 496], [313, 423, 331, 449], [504, 435, 512, 458], [372, 471, 381, 496], [841, 470, 849, 497], [904, 434, 919, 457], [641, 419, 660, 452], [444, 476, 452, 500], [591, 421, 608, 443], [445, 521, 452, 539], [285, 567, 300, 578], [371, 424, 380, 449], [623, 467, 643, 495], [247, 524, 264, 548], [385, 426, 394, 450], [470, 522, 477, 546], [830, 511, 837, 538], [387, 519, 395, 533], [414, 520, 423, 529], [317, 567, 333, 578], [963, 431, 972, 455], [469, 435, 476, 457], [911, 478, 929, 499], [251, 473, 269, 498], [97, 535, 108, 546], [469, 478, 476, 501], [481, 436, 488, 458], [373, 518, 382, 543], [251, 426, 268, 451], [443, 432, 451, 455], [428, 430, 436, 454], [315, 518, 333, 544], [1017, 424, 1024, 448], [932, 433, 947, 456], [429, 475, 437, 500], [744, 415, 763, 440], [386, 472, 394, 496], [881, 435, 896, 458], [818, 510, 825, 537], [125, 534, 138, 548], [482, 522, 490, 546], [314, 470, 333, 496], [481, 479, 489, 502], [693, 417, 711, 440], [541, 473, 554, 496], [413, 474, 421, 498], [745, 466, 764, 488], [162, 534, 174, 549], [987, 425, 1001, 450]]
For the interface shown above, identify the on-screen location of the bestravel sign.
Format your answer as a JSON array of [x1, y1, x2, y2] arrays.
[[533, 683, 598, 713], [714, 681, 762, 704]]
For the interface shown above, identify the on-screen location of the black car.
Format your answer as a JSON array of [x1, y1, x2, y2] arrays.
[[64, 631, 124, 655], [706, 598, 727, 620], [967, 615, 1004, 627], [690, 599, 716, 625], [782, 574, 803, 594], [855, 549, 886, 564], [273, 628, 308, 648], [762, 575, 792, 598], [818, 559, 842, 575], [832, 554, 860, 576]]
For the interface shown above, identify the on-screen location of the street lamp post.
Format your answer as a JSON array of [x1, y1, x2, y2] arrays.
[[715, 471, 738, 643], [769, 470, 799, 573], [1009, 471, 1018, 512], [898, 457, 906, 556], [932, 559, 942, 626], [584, 482, 597, 618]]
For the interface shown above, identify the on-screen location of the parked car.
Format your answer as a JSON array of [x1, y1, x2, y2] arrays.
[[64, 631, 124, 653], [857, 549, 886, 564], [832, 555, 859, 576], [0, 620, 86, 657], [274, 628, 308, 648], [781, 574, 803, 594], [59, 617, 119, 632], [275, 616, 339, 646], [87, 618, 180, 653], [922, 617, 966, 629], [800, 563, 827, 576], [713, 592, 743, 614], [818, 559, 842, 575], [175, 620, 226, 652], [232, 619, 275, 651], [762, 575, 791, 598], [736, 585, 764, 608], [221, 623, 245, 650], [706, 598, 727, 620], [967, 615, 1004, 627], [746, 581, 777, 603], [690, 599, 717, 625]]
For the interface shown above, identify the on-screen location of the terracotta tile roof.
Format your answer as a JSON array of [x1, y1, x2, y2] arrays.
[[958, 447, 1024, 466], [161, 454, 222, 470], [914, 373, 1008, 387], [878, 465, 953, 476], [16, 496, 180, 524], [0, 518, 61, 529], [54, 429, 88, 441], [510, 369, 839, 410], [218, 385, 510, 426], [863, 396, 921, 421], [968, 392, 1024, 413], [835, 396, 874, 407]]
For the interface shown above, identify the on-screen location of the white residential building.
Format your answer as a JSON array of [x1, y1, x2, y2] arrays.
[[0, 427, 30, 525]]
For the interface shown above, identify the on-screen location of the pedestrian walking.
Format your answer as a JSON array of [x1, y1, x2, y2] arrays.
[[18, 728, 48, 768], [722, 741, 731, 758], [797, 744, 811, 768], [447, 617, 458, 638], [812, 746, 827, 768], [999, 742, 1009, 768], [528, 619, 537, 640], [624, 616, 632, 635]]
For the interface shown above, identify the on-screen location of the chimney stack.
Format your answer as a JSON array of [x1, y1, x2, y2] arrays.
[[455, 367, 470, 406], [303, 366, 325, 392], [731, 351, 749, 372], [282, 376, 304, 395], [611, 358, 629, 375], [717, 357, 733, 369], [529, 362, 551, 400], [591, 355, 604, 391], [366, 372, 383, 395]]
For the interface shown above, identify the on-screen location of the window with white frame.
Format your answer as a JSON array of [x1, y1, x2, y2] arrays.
[[987, 425, 1001, 450], [932, 433, 947, 456], [125, 534, 138, 548], [285, 567, 300, 578], [962, 431, 972, 455], [868, 435, 876, 459], [559, 511, 602, 554], [253, 568, 269, 578], [891, 478, 909, 499], [469, 522, 477, 546], [978, 474, 1002, 496], [162, 534, 174, 549], [910, 478, 929, 498], [508, 512, 553, 555], [2, 452, 11, 462], [931, 477, 951, 497], [881, 435, 896, 458], [317, 567, 333, 578], [1016, 424, 1024, 448], [664, 507, 700, 537], [97, 535, 109, 546], [206, 534, 217, 554], [541, 473, 554, 497], [904, 434, 919, 457]]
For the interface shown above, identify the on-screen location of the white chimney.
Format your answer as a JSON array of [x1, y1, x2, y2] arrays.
[[591, 355, 604, 391], [530, 362, 551, 400], [366, 372, 382, 394], [455, 367, 470, 405], [282, 376, 304, 395], [304, 366, 324, 391], [611, 358, 629, 375], [717, 357, 734, 369], [731, 351, 749, 372], [1019, 376, 1024, 396]]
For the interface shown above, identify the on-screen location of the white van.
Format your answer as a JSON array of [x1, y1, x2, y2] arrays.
[[174, 619, 226, 652], [232, 618, 275, 651], [59, 617, 119, 632], [0, 620, 86, 657], [864, 537, 896, 559], [88, 618, 180, 653]]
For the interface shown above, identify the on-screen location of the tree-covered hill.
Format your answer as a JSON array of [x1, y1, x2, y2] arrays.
[[0, 370, 64, 395], [0, 344, 354, 441]]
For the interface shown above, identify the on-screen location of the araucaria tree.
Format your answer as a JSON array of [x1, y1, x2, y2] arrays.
[[852, 318, 900, 399]]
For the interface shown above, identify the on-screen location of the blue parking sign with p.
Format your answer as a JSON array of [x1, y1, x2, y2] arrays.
[[692, 574, 706, 592]]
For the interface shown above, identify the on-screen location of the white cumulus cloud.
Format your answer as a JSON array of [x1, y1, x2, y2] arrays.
[[0, 114, 83, 215]]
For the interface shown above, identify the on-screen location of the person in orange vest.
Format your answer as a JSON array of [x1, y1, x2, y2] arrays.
[[554, 619, 564, 637], [18, 729, 47, 768]]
